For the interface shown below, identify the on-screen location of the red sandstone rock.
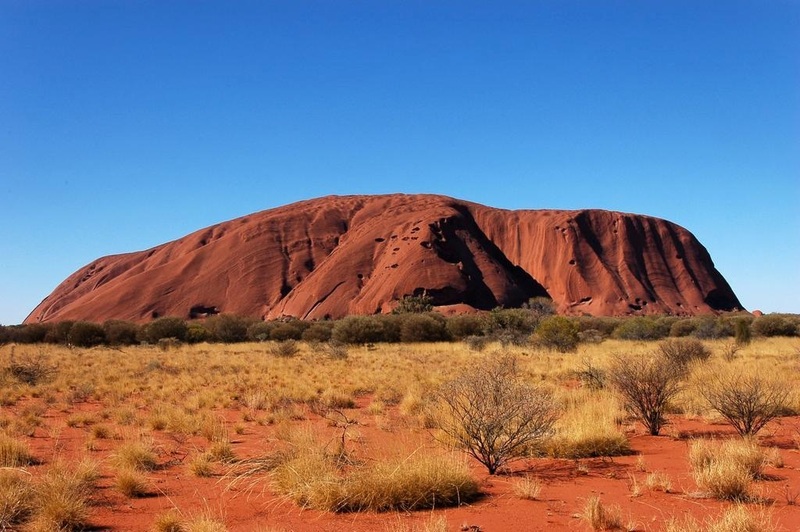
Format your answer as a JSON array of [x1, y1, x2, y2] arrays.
[[25, 194, 742, 324]]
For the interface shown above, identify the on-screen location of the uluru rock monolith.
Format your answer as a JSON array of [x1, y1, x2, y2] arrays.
[[25, 194, 743, 323]]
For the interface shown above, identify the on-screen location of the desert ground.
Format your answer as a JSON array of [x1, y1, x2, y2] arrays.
[[1, 337, 798, 531]]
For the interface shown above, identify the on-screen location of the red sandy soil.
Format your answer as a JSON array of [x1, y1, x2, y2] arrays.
[[10, 397, 800, 531], [26, 194, 742, 324]]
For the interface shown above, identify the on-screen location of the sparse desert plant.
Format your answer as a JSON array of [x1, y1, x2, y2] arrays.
[[434, 354, 559, 474], [0, 432, 36, 467], [512, 475, 542, 500], [0, 469, 35, 529], [189, 453, 215, 477], [607, 352, 682, 435], [152, 509, 185, 532], [6, 350, 55, 385], [184, 513, 228, 532], [734, 318, 752, 345], [581, 495, 624, 531], [115, 467, 151, 497], [689, 439, 765, 500], [665, 504, 774, 532], [113, 439, 159, 471], [644, 471, 672, 493], [31, 459, 98, 531], [699, 370, 791, 436]]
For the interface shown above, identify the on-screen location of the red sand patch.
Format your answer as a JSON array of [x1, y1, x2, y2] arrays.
[[9, 398, 800, 531]]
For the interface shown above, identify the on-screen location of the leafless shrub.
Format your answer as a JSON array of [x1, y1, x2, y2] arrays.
[[433, 354, 559, 474], [607, 352, 683, 435], [6, 349, 56, 386], [700, 372, 791, 436]]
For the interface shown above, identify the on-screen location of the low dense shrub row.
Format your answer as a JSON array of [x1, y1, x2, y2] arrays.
[[1, 307, 796, 347]]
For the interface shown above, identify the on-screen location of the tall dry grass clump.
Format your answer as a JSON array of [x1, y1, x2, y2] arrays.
[[272, 447, 478, 512], [581, 495, 624, 531], [0, 469, 35, 529], [29, 459, 99, 531], [113, 439, 159, 471], [689, 439, 766, 501], [0, 432, 36, 467], [546, 389, 630, 458], [665, 504, 774, 532]]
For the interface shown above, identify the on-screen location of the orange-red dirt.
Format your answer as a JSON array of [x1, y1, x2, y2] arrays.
[[9, 397, 800, 531], [26, 194, 742, 324]]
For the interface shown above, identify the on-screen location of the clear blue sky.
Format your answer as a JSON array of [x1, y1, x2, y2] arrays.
[[1, 1, 798, 325]]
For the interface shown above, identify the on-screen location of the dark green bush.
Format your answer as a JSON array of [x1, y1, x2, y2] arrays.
[[752, 314, 798, 337], [398, 313, 450, 343], [270, 321, 307, 341], [734, 318, 752, 345], [483, 308, 536, 337], [140, 317, 188, 343], [206, 314, 250, 343], [44, 321, 75, 344], [247, 321, 274, 342], [68, 321, 106, 347], [575, 316, 620, 338], [669, 319, 696, 337], [186, 322, 212, 343], [301, 322, 334, 342], [534, 316, 580, 352], [103, 320, 139, 345], [10, 323, 49, 344], [445, 314, 485, 340], [691, 317, 732, 339], [0, 325, 10, 344], [613, 317, 669, 341], [332, 316, 389, 344]]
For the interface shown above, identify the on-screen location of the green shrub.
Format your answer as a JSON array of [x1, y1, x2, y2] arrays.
[[270, 320, 308, 341], [483, 308, 537, 337], [67, 321, 106, 347], [185, 323, 212, 343], [206, 314, 250, 343], [734, 318, 752, 345], [534, 316, 580, 352], [10, 324, 49, 344], [301, 322, 334, 342], [398, 314, 450, 343], [246, 321, 274, 342], [752, 314, 797, 337], [691, 317, 732, 339], [669, 319, 696, 337], [445, 314, 485, 340], [332, 316, 390, 344], [44, 321, 75, 344], [103, 320, 139, 345], [613, 317, 669, 341], [140, 317, 188, 343]]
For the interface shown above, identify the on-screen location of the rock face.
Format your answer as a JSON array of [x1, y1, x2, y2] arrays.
[[25, 194, 742, 324]]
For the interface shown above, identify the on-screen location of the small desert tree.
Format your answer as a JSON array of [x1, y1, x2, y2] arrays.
[[434, 354, 559, 474], [607, 352, 682, 435], [700, 371, 791, 436]]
